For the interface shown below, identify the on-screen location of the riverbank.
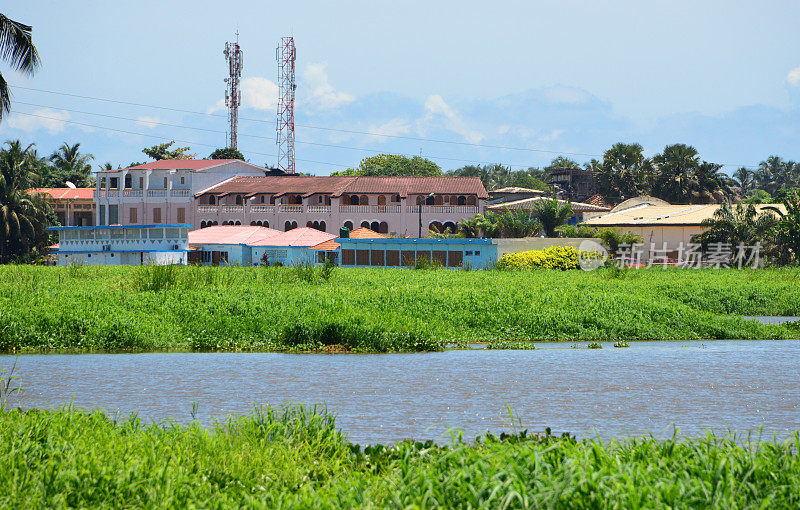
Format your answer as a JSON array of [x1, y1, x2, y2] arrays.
[[0, 406, 797, 507], [0, 265, 798, 352]]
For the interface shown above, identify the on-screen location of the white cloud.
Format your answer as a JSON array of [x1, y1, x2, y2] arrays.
[[367, 118, 411, 143], [301, 63, 355, 110], [787, 66, 800, 86], [419, 94, 484, 144], [135, 116, 163, 129], [208, 77, 280, 113], [7, 108, 70, 134], [539, 129, 565, 143]]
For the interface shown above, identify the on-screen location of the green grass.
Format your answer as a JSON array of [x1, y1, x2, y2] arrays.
[[0, 265, 798, 352], [0, 406, 798, 507]]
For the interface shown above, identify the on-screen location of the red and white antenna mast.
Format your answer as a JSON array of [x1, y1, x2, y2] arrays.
[[276, 36, 296, 174], [224, 34, 243, 150]]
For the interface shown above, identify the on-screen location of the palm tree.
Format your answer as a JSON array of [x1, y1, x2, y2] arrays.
[[692, 203, 778, 256], [754, 156, 785, 195], [652, 144, 701, 203], [531, 197, 573, 237], [48, 142, 94, 187], [0, 14, 41, 121], [764, 190, 800, 265], [693, 162, 733, 204], [732, 167, 754, 196], [0, 141, 51, 262]]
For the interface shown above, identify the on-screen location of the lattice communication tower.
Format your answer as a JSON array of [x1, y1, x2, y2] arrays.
[[276, 36, 296, 173], [224, 36, 243, 150]]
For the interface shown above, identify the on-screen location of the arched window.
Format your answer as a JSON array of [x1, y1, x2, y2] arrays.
[[350, 195, 359, 205], [235, 195, 243, 205], [269, 196, 276, 205], [307, 221, 314, 228], [377, 195, 386, 206], [344, 221, 353, 230], [209, 195, 216, 205], [458, 196, 466, 206], [260, 195, 265, 204], [361, 221, 370, 229], [467, 196, 477, 206], [341, 195, 350, 206], [434, 195, 443, 205], [360, 195, 369, 205], [124, 174, 132, 188], [429, 221, 443, 232], [370, 221, 379, 232], [212, 221, 218, 225], [263, 221, 269, 228], [379, 221, 389, 234], [425, 195, 435, 205], [163, 177, 168, 189], [443, 221, 456, 233], [234, 220, 241, 225], [291, 221, 298, 229], [222, 221, 228, 226], [200, 221, 207, 228], [319, 221, 326, 232], [311, 221, 319, 229], [250, 221, 257, 226], [285, 221, 293, 231]]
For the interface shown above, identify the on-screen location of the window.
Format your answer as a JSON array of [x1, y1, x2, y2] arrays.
[[447, 251, 463, 267], [129, 207, 138, 223], [148, 228, 164, 239], [180, 176, 185, 185], [319, 221, 326, 232], [152, 207, 162, 224], [108, 205, 119, 225], [425, 195, 435, 205], [177, 208, 185, 223], [474, 250, 480, 256], [163, 177, 168, 188], [458, 196, 466, 206], [370, 250, 385, 266], [110, 177, 119, 189], [124, 174, 132, 188], [350, 195, 359, 205], [356, 250, 370, 266], [401, 251, 415, 266], [465, 251, 473, 256], [139, 177, 144, 188], [209, 195, 216, 205], [433, 251, 447, 266], [344, 221, 353, 230], [361, 221, 370, 229], [260, 195, 265, 204], [236, 195, 242, 205], [99, 205, 106, 226], [342, 249, 355, 265], [386, 250, 400, 266]]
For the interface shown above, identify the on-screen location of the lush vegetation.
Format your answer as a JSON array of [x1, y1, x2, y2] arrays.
[[0, 405, 798, 507], [496, 246, 586, 271], [0, 14, 41, 122], [0, 265, 797, 353]]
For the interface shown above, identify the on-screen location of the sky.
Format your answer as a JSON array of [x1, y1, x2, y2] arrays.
[[3, 1, 800, 175]]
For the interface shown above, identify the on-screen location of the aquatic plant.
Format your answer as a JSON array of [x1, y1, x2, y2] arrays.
[[485, 340, 536, 350], [0, 405, 798, 507], [587, 342, 603, 349], [614, 339, 630, 348]]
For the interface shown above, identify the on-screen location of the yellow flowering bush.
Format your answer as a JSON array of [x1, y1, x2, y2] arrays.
[[497, 246, 590, 271]]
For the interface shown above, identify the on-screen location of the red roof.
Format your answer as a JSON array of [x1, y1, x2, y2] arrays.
[[198, 175, 488, 199], [309, 227, 386, 251], [188, 225, 281, 245], [29, 188, 95, 200], [249, 227, 335, 247], [98, 159, 242, 173]]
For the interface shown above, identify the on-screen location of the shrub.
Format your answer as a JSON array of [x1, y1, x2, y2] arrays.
[[497, 246, 588, 271]]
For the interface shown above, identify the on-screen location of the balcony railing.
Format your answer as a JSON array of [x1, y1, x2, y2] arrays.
[[197, 205, 218, 213], [147, 189, 167, 197], [278, 205, 303, 213], [106, 190, 119, 197], [222, 205, 244, 213], [339, 205, 402, 213], [170, 189, 190, 197], [307, 205, 331, 213], [250, 205, 275, 213], [123, 189, 143, 197], [406, 205, 480, 214]]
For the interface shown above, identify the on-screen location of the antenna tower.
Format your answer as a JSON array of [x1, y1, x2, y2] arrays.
[[224, 34, 243, 150], [276, 36, 296, 173]]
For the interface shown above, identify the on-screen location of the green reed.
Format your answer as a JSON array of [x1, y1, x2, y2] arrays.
[[0, 405, 797, 507], [0, 265, 798, 353]]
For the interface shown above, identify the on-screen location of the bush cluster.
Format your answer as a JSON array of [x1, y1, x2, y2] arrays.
[[497, 246, 587, 270]]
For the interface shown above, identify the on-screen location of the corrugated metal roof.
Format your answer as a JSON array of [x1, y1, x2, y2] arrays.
[[29, 188, 95, 200], [487, 197, 610, 213], [188, 225, 281, 245], [197, 175, 489, 199], [249, 227, 335, 247], [583, 203, 786, 226]]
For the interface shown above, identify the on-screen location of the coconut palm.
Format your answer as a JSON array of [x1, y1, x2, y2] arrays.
[[764, 190, 800, 265], [732, 167, 754, 196], [652, 144, 701, 203], [0, 141, 52, 262], [47, 142, 95, 187], [692, 203, 778, 257], [0, 14, 41, 121], [531, 197, 573, 237]]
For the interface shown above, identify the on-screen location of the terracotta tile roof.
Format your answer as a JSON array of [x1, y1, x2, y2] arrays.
[[188, 225, 281, 245], [98, 159, 241, 173], [308, 227, 386, 251], [29, 188, 95, 200], [196, 176, 357, 198], [487, 197, 610, 213], [197, 175, 489, 199], [249, 227, 335, 247], [586, 194, 610, 208], [583, 203, 786, 227]]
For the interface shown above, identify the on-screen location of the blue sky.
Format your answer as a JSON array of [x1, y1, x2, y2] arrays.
[[3, 1, 800, 175]]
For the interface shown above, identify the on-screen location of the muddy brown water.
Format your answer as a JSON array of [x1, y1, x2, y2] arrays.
[[3, 340, 799, 444]]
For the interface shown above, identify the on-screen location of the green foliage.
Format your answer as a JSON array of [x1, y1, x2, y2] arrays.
[[485, 340, 536, 350], [459, 208, 541, 238], [0, 266, 798, 353], [43, 142, 95, 187], [209, 147, 245, 160], [142, 141, 195, 161], [556, 224, 600, 238], [597, 228, 644, 256], [497, 246, 587, 271], [447, 163, 549, 192], [613, 339, 630, 348], [530, 196, 573, 237], [692, 203, 778, 262], [587, 341, 603, 349], [331, 154, 441, 177], [765, 190, 800, 266], [593, 143, 654, 204], [745, 189, 772, 204], [0, 14, 41, 121], [1, 406, 799, 507]]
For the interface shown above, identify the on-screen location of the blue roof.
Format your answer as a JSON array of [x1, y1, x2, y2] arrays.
[[47, 224, 193, 231]]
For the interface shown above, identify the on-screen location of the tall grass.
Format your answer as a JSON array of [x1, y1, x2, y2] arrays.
[[0, 265, 798, 353], [0, 406, 797, 507]]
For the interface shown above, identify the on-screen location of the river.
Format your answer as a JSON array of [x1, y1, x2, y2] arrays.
[[3, 340, 799, 444]]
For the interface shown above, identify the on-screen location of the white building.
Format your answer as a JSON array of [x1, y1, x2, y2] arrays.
[[49, 225, 191, 265]]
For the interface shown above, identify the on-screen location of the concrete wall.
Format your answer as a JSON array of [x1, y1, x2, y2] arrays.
[[57, 251, 186, 266], [493, 238, 604, 258]]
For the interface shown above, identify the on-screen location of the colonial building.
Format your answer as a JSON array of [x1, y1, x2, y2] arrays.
[[30, 187, 96, 226], [193, 175, 488, 237], [93, 159, 265, 227]]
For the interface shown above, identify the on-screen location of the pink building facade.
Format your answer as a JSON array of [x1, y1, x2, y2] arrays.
[[95, 160, 489, 237]]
